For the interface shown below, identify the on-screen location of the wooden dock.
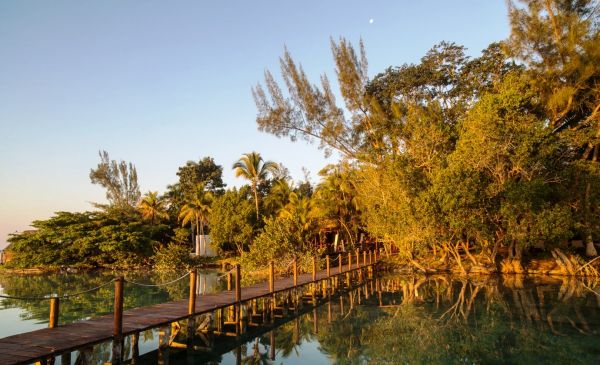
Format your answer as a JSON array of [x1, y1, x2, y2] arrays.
[[0, 253, 381, 365]]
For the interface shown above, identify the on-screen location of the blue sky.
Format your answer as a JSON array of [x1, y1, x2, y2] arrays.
[[0, 1, 510, 248]]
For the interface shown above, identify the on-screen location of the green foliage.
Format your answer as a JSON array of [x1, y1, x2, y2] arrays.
[[254, 2, 600, 262], [241, 217, 317, 272], [208, 188, 256, 256], [152, 242, 192, 271], [233, 151, 279, 219], [6, 211, 168, 269], [176, 157, 226, 198]]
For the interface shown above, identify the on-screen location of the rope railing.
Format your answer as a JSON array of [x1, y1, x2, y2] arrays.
[[124, 271, 190, 287], [0, 278, 116, 301]]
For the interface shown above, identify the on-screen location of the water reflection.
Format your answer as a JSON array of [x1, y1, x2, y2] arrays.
[[0, 270, 224, 339], [2, 273, 600, 364], [139, 274, 600, 364]]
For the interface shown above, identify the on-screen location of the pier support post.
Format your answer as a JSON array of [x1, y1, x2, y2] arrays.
[[187, 269, 197, 343], [269, 260, 275, 293], [235, 264, 241, 333], [49, 297, 59, 329], [112, 276, 124, 364], [293, 256, 298, 286], [60, 352, 71, 365]]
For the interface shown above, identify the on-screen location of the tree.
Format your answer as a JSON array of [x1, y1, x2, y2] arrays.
[[178, 184, 213, 250], [209, 187, 256, 255], [89, 150, 141, 210], [263, 178, 293, 217], [507, 0, 600, 256], [176, 157, 226, 197], [253, 38, 369, 159], [138, 191, 169, 225], [232, 152, 279, 219]]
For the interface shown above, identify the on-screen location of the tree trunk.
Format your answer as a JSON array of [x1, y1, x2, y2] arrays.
[[584, 182, 597, 257], [252, 182, 260, 220]]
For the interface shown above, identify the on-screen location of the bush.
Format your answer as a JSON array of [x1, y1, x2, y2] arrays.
[[152, 243, 192, 272]]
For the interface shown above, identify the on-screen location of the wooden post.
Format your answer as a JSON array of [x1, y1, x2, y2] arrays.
[[355, 249, 360, 269], [187, 269, 197, 344], [312, 256, 317, 281], [269, 330, 276, 360], [227, 271, 232, 291], [49, 297, 59, 328], [338, 254, 342, 274], [363, 251, 367, 267], [235, 264, 241, 303], [269, 260, 275, 293], [293, 256, 298, 286], [326, 255, 330, 277], [347, 252, 352, 271], [188, 269, 197, 315], [113, 276, 124, 364], [60, 352, 71, 365]]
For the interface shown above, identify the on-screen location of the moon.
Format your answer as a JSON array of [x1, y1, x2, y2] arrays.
[[369, 18, 374, 24]]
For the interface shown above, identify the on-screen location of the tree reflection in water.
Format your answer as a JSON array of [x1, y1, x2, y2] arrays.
[[2, 273, 599, 364]]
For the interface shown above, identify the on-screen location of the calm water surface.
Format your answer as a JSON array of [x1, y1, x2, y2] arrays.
[[1, 272, 599, 364]]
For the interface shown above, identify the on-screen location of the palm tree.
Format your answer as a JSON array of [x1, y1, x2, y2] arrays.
[[263, 178, 293, 217], [178, 184, 214, 253], [232, 152, 279, 219], [138, 191, 169, 225]]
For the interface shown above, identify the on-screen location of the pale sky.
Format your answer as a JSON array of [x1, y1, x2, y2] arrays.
[[0, 1, 510, 248]]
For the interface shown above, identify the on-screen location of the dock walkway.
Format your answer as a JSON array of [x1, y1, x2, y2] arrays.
[[0, 257, 378, 365]]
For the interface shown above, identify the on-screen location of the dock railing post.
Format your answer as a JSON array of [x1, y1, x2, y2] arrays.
[[235, 264, 241, 303], [355, 249, 360, 269], [293, 256, 298, 286], [235, 264, 241, 331], [188, 269, 197, 315], [227, 271, 232, 291], [326, 255, 330, 277], [113, 276, 124, 364], [49, 297, 59, 328], [338, 254, 342, 274], [363, 251, 367, 267], [312, 256, 317, 282], [347, 252, 352, 271], [187, 269, 197, 343], [269, 260, 275, 293]]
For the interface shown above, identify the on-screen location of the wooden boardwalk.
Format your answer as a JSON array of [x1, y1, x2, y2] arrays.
[[0, 259, 377, 365]]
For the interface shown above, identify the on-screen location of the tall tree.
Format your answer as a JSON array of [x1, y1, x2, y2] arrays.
[[253, 38, 369, 159], [89, 151, 141, 210], [232, 152, 279, 219], [138, 191, 169, 225], [507, 0, 600, 256], [176, 157, 226, 197], [178, 184, 213, 249]]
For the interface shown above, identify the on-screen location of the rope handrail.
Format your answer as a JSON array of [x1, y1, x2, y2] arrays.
[[216, 267, 237, 279], [0, 278, 116, 301], [124, 271, 190, 287]]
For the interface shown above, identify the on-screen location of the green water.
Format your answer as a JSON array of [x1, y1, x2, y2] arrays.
[[1, 273, 600, 364], [0, 269, 224, 339]]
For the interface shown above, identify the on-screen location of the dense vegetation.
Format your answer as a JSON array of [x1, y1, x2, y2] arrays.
[[5, 0, 600, 274]]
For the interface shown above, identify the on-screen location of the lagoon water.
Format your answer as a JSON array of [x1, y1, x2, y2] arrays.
[[1, 271, 599, 364]]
